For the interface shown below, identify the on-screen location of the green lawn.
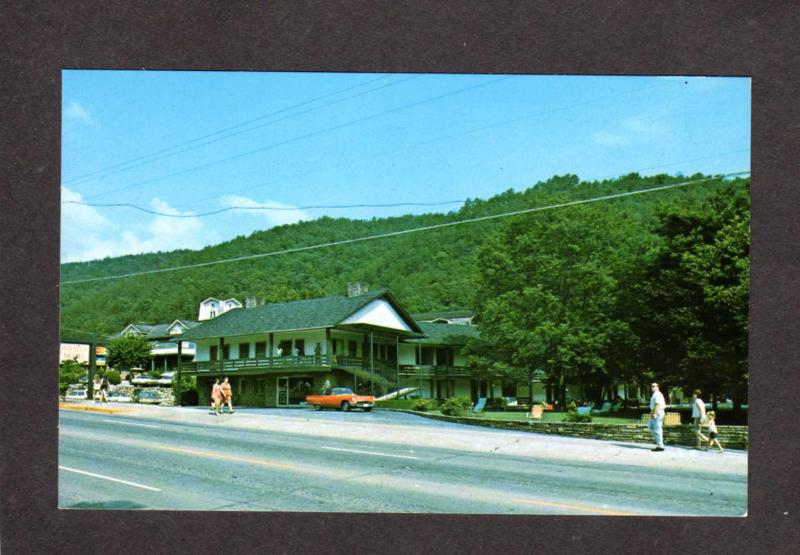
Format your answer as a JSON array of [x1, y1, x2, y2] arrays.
[[425, 410, 639, 425]]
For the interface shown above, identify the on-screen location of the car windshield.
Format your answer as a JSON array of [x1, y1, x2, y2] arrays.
[[331, 388, 353, 395]]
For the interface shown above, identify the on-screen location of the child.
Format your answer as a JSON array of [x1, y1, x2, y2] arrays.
[[705, 411, 724, 453]]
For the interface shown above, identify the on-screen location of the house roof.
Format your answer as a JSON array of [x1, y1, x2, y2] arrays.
[[413, 322, 480, 345], [181, 289, 423, 340], [410, 309, 474, 322], [111, 320, 200, 341]]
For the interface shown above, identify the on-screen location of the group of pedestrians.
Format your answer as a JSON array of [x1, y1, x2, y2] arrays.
[[210, 377, 234, 415], [648, 383, 724, 453]]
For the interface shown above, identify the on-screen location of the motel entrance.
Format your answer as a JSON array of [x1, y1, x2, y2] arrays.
[[276, 376, 315, 406]]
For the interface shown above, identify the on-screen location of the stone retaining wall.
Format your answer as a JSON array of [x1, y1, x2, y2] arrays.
[[404, 412, 748, 450]]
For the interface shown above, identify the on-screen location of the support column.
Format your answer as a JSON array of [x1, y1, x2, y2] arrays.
[[219, 337, 225, 374], [395, 336, 400, 397]]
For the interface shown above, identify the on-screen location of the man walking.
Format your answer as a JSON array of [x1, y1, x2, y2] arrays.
[[692, 389, 708, 448], [649, 382, 666, 451]]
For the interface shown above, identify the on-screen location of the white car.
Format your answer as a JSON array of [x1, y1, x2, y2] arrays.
[[65, 387, 87, 401], [157, 372, 175, 385], [131, 373, 160, 385], [107, 390, 133, 403]]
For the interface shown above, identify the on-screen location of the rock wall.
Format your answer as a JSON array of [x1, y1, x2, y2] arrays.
[[404, 412, 748, 450]]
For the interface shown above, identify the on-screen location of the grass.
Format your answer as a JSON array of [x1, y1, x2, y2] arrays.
[[423, 410, 639, 425]]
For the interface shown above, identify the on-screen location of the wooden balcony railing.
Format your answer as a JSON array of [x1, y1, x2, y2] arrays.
[[399, 365, 471, 377], [181, 354, 331, 373]]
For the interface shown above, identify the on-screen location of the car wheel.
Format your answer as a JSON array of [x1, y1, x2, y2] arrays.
[[313, 404, 322, 411], [363, 407, 372, 412], [341, 401, 351, 412]]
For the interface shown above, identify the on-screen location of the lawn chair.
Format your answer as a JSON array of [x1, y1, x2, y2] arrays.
[[472, 397, 487, 414], [527, 404, 544, 421], [592, 401, 613, 415]]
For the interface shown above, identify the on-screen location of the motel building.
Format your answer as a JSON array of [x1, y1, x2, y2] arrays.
[[178, 288, 492, 407], [112, 320, 199, 375]]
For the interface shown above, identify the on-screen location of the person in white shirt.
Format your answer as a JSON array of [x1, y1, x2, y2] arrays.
[[649, 382, 666, 451], [691, 389, 708, 448], [704, 411, 724, 453]]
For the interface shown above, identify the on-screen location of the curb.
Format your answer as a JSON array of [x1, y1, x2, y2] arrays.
[[59, 403, 135, 414]]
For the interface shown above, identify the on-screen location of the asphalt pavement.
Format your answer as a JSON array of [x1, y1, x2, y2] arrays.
[[58, 402, 747, 515]]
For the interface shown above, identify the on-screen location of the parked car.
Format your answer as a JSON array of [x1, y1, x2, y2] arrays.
[[65, 387, 87, 401], [306, 387, 374, 411], [131, 373, 160, 385], [157, 372, 175, 385], [107, 390, 133, 403], [137, 390, 162, 405]]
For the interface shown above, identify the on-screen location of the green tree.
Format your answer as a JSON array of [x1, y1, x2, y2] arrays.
[[59, 359, 85, 395], [107, 335, 152, 372], [629, 181, 749, 410], [472, 204, 650, 405]]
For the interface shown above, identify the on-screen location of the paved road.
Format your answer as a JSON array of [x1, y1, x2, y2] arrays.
[[58, 406, 747, 515]]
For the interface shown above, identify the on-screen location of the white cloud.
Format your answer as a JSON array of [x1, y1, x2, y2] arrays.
[[63, 101, 95, 126], [61, 190, 218, 262], [220, 195, 310, 228], [592, 111, 672, 148]]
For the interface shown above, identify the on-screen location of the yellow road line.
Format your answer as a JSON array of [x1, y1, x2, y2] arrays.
[[511, 497, 641, 516], [59, 403, 135, 414], [157, 444, 296, 470]]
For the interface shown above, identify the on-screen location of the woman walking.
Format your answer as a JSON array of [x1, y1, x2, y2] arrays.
[[210, 378, 223, 415], [220, 377, 234, 414]]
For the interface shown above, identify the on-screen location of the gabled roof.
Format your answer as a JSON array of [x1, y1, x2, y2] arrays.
[[182, 289, 423, 340], [111, 320, 200, 341], [411, 310, 474, 322], [412, 322, 480, 345]]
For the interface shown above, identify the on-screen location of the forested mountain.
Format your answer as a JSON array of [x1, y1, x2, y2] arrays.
[[60, 172, 746, 339]]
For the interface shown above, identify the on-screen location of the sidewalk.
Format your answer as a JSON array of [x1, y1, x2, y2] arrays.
[[60, 401, 748, 475]]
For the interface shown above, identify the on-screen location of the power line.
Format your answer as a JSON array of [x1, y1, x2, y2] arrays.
[[178, 80, 675, 208], [59, 171, 749, 286], [61, 199, 467, 218], [63, 73, 395, 186], [80, 75, 515, 201]]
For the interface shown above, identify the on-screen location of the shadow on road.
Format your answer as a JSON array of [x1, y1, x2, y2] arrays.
[[64, 500, 148, 509]]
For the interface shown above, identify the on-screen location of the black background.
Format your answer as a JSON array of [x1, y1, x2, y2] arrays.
[[2, 1, 799, 553]]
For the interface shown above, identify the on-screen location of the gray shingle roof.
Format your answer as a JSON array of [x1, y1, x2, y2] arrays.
[[181, 289, 422, 340], [413, 322, 480, 345]]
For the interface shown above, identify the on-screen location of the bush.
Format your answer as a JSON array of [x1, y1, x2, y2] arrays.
[[411, 398, 435, 412], [374, 399, 417, 410], [563, 409, 593, 423], [105, 370, 121, 385], [485, 397, 508, 411], [59, 360, 85, 395], [440, 397, 472, 417]]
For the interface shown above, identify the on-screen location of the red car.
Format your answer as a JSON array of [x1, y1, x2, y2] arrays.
[[306, 387, 375, 412]]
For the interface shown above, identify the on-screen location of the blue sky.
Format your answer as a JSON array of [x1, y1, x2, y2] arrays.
[[61, 71, 750, 263]]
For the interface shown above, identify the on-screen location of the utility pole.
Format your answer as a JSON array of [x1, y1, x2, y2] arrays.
[[87, 333, 96, 401]]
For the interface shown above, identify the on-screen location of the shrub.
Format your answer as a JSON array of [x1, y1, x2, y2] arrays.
[[440, 397, 472, 417], [105, 370, 121, 385], [563, 409, 593, 423], [411, 398, 435, 412]]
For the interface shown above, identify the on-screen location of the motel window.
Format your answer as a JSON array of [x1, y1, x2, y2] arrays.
[[210, 345, 218, 361], [239, 343, 250, 359], [255, 379, 266, 394], [255, 341, 266, 358], [294, 339, 305, 356], [348, 340, 358, 357], [222, 345, 230, 360], [279, 340, 292, 356], [435, 347, 452, 366]]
